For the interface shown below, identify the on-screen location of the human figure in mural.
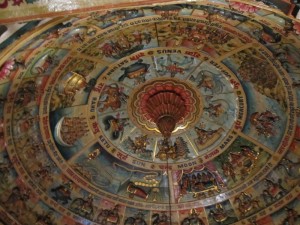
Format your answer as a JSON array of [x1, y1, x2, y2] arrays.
[[102, 115, 130, 140], [209, 203, 229, 224], [234, 192, 260, 217], [262, 179, 287, 205], [35, 55, 57, 75], [69, 195, 94, 219], [281, 207, 300, 225], [98, 83, 128, 112], [250, 110, 280, 137], [35, 210, 55, 225], [152, 212, 170, 225], [179, 168, 222, 198], [118, 59, 150, 84], [194, 126, 218, 145], [4, 187, 31, 217], [181, 209, 204, 225], [192, 71, 225, 95], [204, 103, 224, 118], [0, 154, 11, 186], [278, 158, 300, 179], [0, 57, 25, 80], [51, 181, 73, 205], [96, 204, 120, 225], [124, 211, 147, 225]]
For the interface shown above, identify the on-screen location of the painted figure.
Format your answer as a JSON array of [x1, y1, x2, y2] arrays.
[[262, 179, 287, 205], [98, 83, 128, 112], [4, 187, 31, 217], [237, 51, 286, 108], [51, 181, 73, 205], [92, 9, 142, 28], [14, 79, 37, 107], [118, 59, 150, 84], [202, 5, 247, 22], [33, 163, 54, 188], [165, 62, 184, 77], [127, 182, 149, 200], [156, 55, 194, 77], [128, 135, 149, 153], [0, 160, 11, 186], [0, 57, 25, 80], [194, 126, 223, 146], [181, 209, 204, 225], [34, 55, 57, 75], [124, 135, 152, 158], [98, 31, 151, 59], [204, 103, 224, 118], [153, 5, 182, 17], [124, 211, 147, 225], [55, 116, 89, 146], [179, 168, 222, 198], [156, 137, 189, 161], [35, 210, 55, 225], [222, 162, 236, 182], [87, 148, 101, 161], [190, 70, 225, 94], [152, 212, 170, 225], [50, 72, 88, 110], [103, 115, 130, 140], [209, 204, 229, 224], [250, 110, 280, 137], [234, 192, 260, 217], [96, 204, 120, 225], [272, 44, 300, 77], [281, 207, 300, 225], [222, 146, 258, 181], [69, 195, 94, 219], [278, 158, 300, 179]]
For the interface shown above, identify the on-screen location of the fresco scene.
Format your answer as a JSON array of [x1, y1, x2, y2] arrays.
[[0, 0, 300, 224]]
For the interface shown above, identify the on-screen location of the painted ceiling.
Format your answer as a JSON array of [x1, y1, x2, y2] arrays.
[[0, 1, 300, 225]]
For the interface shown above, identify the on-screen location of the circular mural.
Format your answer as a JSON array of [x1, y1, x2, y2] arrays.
[[0, 2, 300, 225]]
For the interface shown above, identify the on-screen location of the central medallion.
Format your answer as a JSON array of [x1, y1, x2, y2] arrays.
[[128, 78, 202, 136], [90, 48, 246, 167]]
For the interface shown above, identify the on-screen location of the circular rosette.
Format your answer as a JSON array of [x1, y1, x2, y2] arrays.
[[128, 78, 203, 135]]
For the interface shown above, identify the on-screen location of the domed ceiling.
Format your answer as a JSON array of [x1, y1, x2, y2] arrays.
[[0, 1, 300, 225]]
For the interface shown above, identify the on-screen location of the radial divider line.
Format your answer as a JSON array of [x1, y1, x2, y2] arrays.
[[185, 60, 206, 81], [155, 22, 161, 48], [72, 51, 110, 65], [119, 126, 136, 144], [97, 109, 128, 118], [203, 116, 226, 128], [106, 77, 134, 90], [216, 43, 255, 62], [184, 133, 199, 156], [235, 130, 275, 155], [166, 158, 173, 223], [152, 138, 158, 161], [151, 55, 162, 78], [67, 137, 99, 163]]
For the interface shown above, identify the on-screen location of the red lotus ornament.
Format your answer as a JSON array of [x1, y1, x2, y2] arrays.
[[129, 78, 202, 137]]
